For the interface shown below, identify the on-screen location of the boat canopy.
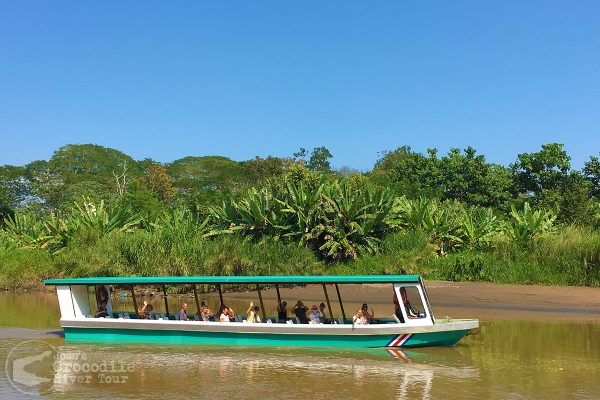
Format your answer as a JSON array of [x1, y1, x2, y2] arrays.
[[44, 275, 422, 286]]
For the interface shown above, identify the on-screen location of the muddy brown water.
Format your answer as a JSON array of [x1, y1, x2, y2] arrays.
[[0, 287, 599, 399]]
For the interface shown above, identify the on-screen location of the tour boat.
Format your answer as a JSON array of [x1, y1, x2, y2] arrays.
[[44, 275, 479, 348]]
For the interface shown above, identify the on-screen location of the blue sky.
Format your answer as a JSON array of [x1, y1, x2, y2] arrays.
[[1, 1, 599, 171]]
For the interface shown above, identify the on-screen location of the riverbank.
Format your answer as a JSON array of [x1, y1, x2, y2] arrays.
[[230, 281, 600, 323]]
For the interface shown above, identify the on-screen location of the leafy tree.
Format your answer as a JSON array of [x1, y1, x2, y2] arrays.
[[538, 171, 592, 225], [438, 147, 513, 207], [25, 144, 141, 209], [244, 156, 292, 181], [293, 148, 308, 164], [167, 156, 252, 192], [511, 143, 571, 197], [0, 165, 31, 217], [308, 147, 333, 174], [583, 155, 600, 198], [146, 163, 175, 203], [116, 182, 164, 217], [370, 146, 442, 198]]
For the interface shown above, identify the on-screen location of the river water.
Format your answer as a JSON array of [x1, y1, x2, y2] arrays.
[[0, 291, 599, 399]]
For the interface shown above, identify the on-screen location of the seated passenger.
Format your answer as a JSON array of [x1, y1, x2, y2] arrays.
[[277, 301, 288, 323], [318, 303, 330, 324], [361, 303, 375, 323], [200, 301, 213, 317], [228, 307, 235, 322], [293, 301, 309, 324], [309, 305, 321, 324], [94, 305, 109, 318], [246, 301, 261, 323], [178, 303, 190, 321], [138, 301, 153, 319], [352, 308, 368, 325], [218, 306, 231, 323], [200, 306, 213, 321]]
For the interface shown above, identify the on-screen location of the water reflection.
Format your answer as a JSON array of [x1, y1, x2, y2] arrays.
[[47, 345, 479, 399]]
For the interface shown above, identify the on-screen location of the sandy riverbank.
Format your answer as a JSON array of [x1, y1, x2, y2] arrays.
[[229, 281, 600, 323]]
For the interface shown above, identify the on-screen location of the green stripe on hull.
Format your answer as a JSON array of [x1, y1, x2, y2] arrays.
[[64, 327, 471, 348]]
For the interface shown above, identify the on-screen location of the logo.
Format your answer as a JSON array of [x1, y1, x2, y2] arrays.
[[5, 340, 57, 395]]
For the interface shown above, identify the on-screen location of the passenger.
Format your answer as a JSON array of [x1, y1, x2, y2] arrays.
[[361, 303, 375, 323], [246, 301, 261, 323], [293, 301, 309, 324], [352, 308, 368, 325], [318, 303, 329, 324], [178, 303, 190, 321], [393, 293, 405, 323], [218, 306, 231, 322], [94, 305, 109, 318], [200, 301, 214, 318], [228, 307, 235, 322], [309, 305, 321, 324], [138, 301, 153, 319], [277, 301, 288, 323], [400, 287, 420, 318], [200, 306, 212, 321]]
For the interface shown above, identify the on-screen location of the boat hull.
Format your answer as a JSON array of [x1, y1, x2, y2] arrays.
[[61, 319, 478, 348]]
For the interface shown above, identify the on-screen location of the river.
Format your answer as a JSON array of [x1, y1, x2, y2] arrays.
[[0, 290, 599, 399]]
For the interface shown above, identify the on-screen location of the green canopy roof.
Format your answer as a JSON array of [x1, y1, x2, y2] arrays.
[[44, 275, 421, 286]]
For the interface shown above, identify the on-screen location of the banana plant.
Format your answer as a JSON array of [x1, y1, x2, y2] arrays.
[[508, 202, 556, 244], [2, 212, 55, 250], [457, 206, 503, 251], [71, 197, 141, 234]]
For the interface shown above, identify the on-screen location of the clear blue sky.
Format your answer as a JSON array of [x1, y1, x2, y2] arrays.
[[1, 1, 599, 171]]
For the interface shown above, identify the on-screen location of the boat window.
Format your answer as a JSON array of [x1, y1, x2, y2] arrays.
[[400, 286, 427, 319]]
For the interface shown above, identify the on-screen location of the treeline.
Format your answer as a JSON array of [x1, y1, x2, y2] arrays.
[[0, 143, 599, 288]]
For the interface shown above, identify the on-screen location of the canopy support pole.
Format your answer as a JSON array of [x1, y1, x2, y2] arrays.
[[131, 285, 138, 316], [275, 284, 282, 305], [335, 284, 346, 321], [192, 284, 201, 316], [257, 284, 267, 322], [322, 284, 334, 321], [162, 285, 169, 315], [217, 284, 224, 306]]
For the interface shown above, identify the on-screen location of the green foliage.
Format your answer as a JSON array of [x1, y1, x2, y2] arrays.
[[168, 156, 252, 192], [508, 202, 556, 245], [371, 146, 513, 207], [3, 212, 54, 250], [583, 155, 600, 198], [308, 147, 333, 173], [146, 163, 176, 203], [26, 144, 142, 209], [512, 143, 571, 196], [209, 178, 395, 260], [3, 143, 600, 288], [371, 146, 442, 198], [244, 156, 292, 181]]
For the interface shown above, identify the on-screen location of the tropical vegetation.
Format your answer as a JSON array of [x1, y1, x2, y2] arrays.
[[1, 143, 599, 289]]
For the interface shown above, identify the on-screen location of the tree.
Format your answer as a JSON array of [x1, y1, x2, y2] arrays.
[[438, 147, 513, 207], [25, 144, 142, 209], [146, 163, 176, 203], [0, 165, 31, 215], [293, 148, 308, 164], [244, 156, 292, 181], [308, 147, 333, 173], [537, 171, 592, 225], [167, 156, 252, 193], [511, 143, 571, 197], [583, 155, 600, 198]]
